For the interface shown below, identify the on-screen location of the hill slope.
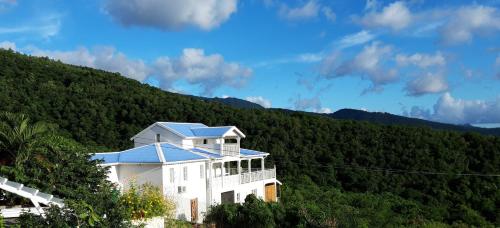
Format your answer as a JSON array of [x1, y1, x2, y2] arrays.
[[328, 108, 500, 136], [0, 49, 499, 225]]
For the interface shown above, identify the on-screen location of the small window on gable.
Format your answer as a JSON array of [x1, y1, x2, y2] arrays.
[[203, 139, 207, 144], [156, 134, 161, 142]]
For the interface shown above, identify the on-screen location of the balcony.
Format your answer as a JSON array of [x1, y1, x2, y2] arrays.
[[212, 167, 276, 189], [221, 143, 239, 156]]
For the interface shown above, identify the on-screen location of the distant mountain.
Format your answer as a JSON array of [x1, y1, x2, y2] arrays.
[[198, 97, 500, 137], [193, 96, 265, 109], [327, 108, 500, 136]]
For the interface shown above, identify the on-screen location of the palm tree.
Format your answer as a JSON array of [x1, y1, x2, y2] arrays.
[[0, 112, 48, 166]]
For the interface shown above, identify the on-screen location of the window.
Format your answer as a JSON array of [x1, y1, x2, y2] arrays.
[[200, 165, 205, 179], [224, 138, 237, 144], [183, 166, 188, 181], [178, 186, 186, 193], [156, 134, 161, 142], [251, 189, 257, 195], [203, 139, 207, 144], [236, 193, 240, 202], [169, 168, 175, 183]]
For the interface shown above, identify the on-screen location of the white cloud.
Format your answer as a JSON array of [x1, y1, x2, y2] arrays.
[[440, 5, 500, 45], [335, 30, 376, 49], [321, 42, 398, 93], [396, 51, 446, 68], [279, 0, 320, 21], [0, 0, 16, 12], [364, 0, 379, 12], [358, 1, 412, 31], [495, 55, 500, 79], [20, 43, 251, 96], [322, 6, 336, 22], [28, 46, 151, 82], [104, 0, 238, 31], [254, 52, 323, 68], [0, 14, 61, 38], [0, 41, 15, 50], [405, 72, 448, 96], [316, 107, 332, 113], [245, 96, 272, 108], [154, 48, 252, 95], [407, 93, 500, 124], [292, 95, 331, 113]]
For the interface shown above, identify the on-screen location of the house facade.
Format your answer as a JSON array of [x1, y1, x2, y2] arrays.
[[92, 122, 280, 223]]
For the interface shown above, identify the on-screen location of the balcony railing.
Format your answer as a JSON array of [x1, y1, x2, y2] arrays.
[[221, 144, 239, 156], [212, 167, 276, 189]]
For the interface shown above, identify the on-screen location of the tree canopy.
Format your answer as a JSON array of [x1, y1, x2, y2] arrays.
[[0, 49, 498, 226]]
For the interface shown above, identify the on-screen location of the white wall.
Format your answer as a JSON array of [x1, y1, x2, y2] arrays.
[[133, 125, 183, 148], [163, 161, 208, 223], [116, 164, 163, 191]]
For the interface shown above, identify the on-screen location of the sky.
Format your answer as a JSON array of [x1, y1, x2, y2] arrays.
[[1, 0, 500, 126]]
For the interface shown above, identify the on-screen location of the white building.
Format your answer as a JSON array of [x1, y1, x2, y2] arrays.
[[92, 122, 280, 223]]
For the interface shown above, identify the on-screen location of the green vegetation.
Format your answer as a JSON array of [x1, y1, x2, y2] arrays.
[[121, 183, 175, 220], [0, 112, 131, 227], [0, 49, 499, 226]]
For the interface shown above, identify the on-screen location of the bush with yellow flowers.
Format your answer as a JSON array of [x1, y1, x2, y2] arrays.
[[120, 183, 175, 220]]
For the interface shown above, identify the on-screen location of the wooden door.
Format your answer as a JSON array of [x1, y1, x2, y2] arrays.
[[265, 183, 276, 202], [190, 198, 198, 222]]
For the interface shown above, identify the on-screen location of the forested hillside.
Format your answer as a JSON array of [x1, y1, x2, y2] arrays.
[[1, 49, 499, 226]]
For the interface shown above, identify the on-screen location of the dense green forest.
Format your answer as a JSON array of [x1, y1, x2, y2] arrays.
[[0, 49, 499, 226]]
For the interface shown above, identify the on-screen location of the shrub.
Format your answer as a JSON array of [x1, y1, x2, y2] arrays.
[[120, 183, 175, 220]]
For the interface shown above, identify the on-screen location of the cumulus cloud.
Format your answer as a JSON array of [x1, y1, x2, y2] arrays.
[[104, 0, 238, 31], [405, 72, 448, 96], [358, 1, 412, 31], [396, 52, 446, 68], [279, 0, 320, 21], [245, 96, 272, 108], [406, 93, 500, 124], [439, 5, 500, 45], [292, 96, 331, 113], [321, 42, 398, 93], [28, 46, 151, 82], [153, 48, 252, 95], [335, 30, 376, 49], [0, 41, 15, 50], [20, 43, 251, 96]]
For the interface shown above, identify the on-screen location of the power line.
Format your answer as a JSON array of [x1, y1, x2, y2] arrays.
[[110, 136, 500, 178]]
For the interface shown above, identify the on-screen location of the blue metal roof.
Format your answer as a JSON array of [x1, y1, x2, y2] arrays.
[[92, 143, 208, 164], [240, 148, 267, 157], [191, 127, 233, 137], [92, 153, 119, 163], [92, 144, 160, 164], [191, 148, 223, 159], [160, 143, 208, 162], [157, 122, 237, 138], [158, 122, 207, 137]]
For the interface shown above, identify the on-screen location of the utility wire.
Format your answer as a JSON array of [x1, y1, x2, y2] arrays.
[[109, 135, 500, 178]]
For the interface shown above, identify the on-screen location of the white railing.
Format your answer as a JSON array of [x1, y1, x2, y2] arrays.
[[222, 144, 239, 156], [212, 167, 276, 188]]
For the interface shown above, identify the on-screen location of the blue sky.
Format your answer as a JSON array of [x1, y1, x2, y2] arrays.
[[1, 0, 500, 125]]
